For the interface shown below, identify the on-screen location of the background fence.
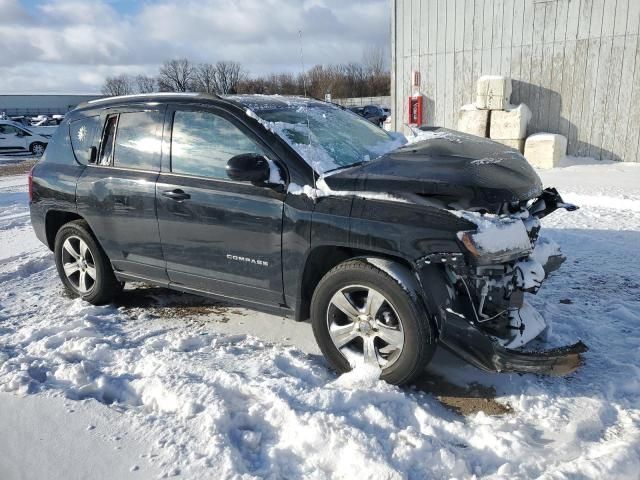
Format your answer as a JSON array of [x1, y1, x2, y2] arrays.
[[332, 96, 392, 108]]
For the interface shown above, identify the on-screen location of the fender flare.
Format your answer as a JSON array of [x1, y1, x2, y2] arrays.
[[357, 256, 423, 299], [351, 256, 448, 334]]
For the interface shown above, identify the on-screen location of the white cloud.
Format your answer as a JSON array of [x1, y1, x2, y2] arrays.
[[0, 0, 389, 93]]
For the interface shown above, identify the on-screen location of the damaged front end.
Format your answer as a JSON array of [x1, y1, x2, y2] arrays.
[[420, 188, 587, 376]]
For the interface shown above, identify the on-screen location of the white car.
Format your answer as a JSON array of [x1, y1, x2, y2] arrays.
[[0, 120, 50, 155]]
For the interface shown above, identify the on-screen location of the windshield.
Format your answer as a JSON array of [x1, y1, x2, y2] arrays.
[[252, 103, 406, 173]]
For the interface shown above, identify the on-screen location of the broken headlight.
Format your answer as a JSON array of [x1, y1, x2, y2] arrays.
[[457, 220, 532, 265]]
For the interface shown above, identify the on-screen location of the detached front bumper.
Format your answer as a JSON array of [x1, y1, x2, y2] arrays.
[[419, 187, 586, 375], [439, 308, 588, 375]]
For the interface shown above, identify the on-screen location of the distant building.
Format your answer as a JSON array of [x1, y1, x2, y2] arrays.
[[391, 0, 640, 162], [0, 94, 104, 116]]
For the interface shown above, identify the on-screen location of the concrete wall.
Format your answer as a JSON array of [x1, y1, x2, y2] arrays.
[[0, 94, 103, 116], [391, 0, 640, 162]]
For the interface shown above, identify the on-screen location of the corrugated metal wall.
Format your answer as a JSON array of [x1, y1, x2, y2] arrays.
[[391, 0, 640, 162]]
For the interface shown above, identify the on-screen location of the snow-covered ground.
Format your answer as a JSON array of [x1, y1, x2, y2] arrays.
[[0, 160, 639, 479]]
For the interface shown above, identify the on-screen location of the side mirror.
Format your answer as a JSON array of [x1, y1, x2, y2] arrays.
[[226, 153, 270, 183], [16, 131, 25, 138]]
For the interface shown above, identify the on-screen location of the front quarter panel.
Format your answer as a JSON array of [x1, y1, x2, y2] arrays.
[[349, 197, 475, 261]]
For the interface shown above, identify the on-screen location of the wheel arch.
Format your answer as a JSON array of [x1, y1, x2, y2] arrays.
[[29, 140, 46, 152], [44, 210, 84, 250], [295, 245, 419, 321]]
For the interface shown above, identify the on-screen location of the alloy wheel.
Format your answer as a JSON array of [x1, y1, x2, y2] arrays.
[[31, 144, 45, 156], [61, 235, 97, 294], [326, 284, 405, 368]]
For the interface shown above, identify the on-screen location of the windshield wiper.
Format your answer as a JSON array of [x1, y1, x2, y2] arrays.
[[323, 160, 369, 174]]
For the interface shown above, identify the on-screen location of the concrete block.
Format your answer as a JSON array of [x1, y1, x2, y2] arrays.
[[524, 133, 567, 169], [490, 104, 532, 140], [493, 138, 525, 152], [457, 105, 489, 137], [477, 95, 510, 110], [475, 75, 512, 110]]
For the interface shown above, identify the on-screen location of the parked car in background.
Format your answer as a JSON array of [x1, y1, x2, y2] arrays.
[[28, 115, 62, 136], [348, 104, 387, 127], [10, 116, 31, 126], [29, 93, 585, 385], [31, 116, 64, 127], [0, 120, 50, 155]]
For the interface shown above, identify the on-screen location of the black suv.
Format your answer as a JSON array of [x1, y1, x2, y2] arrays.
[[29, 93, 585, 385], [348, 105, 387, 127]]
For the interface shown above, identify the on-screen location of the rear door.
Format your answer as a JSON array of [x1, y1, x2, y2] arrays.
[[156, 105, 285, 306], [76, 106, 168, 283]]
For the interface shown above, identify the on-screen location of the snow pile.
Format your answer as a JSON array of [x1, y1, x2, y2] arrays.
[[0, 261, 480, 478]]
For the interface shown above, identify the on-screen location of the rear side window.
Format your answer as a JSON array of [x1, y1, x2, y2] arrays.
[[99, 115, 117, 166], [40, 119, 73, 164], [70, 116, 100, 164], [113, 111, 161, 171], [171, 110, 265, 179]]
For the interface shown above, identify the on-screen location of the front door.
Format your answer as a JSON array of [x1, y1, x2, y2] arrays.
[[156, 106, 285, 306], [76, 107, 168, 283]]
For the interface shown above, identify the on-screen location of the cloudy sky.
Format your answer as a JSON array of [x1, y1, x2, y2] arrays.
[[0, 0, 390, 93]]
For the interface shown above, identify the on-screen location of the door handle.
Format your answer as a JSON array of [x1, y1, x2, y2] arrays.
[[162, 189, 191, 201]]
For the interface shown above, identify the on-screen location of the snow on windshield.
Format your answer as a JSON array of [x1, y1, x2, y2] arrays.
[[244, 102, 406, 173]]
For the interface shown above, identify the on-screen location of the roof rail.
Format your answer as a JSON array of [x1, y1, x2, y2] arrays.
[[75, 92, 222, 110]]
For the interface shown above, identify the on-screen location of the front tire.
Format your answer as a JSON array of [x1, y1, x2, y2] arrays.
[[54, 220, 122, 305], [311, 260, 436, 385]]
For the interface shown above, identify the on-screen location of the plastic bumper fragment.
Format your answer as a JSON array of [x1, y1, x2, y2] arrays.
[[439, 309, 587, 375]]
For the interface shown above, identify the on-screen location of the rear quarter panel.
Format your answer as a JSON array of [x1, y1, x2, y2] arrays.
[[29, 118, 86, 247]]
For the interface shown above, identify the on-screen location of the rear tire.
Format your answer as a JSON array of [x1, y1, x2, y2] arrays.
[[311, 259, 436, 385], [29, 142, 46, 156], [54, 220, 122, 305]]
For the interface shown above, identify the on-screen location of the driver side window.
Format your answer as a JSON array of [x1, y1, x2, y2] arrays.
[[170, 110, 266, 179]]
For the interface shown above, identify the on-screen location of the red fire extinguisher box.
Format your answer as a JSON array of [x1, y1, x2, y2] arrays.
[[408, 95, 423, 126]]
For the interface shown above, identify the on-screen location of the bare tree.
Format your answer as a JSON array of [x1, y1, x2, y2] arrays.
[[212, 61, 246, 94], [306, 65, 340, 98], [101, 74, 134, 97], [136, 75, 156, 93], [237, 77, 269, 94], [193, 63, 217, 94], [158, 58, 195, 92], [362, 45, 386, 76]]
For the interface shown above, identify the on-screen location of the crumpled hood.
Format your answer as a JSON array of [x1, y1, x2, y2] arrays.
[[323, 128, 543, 209]]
